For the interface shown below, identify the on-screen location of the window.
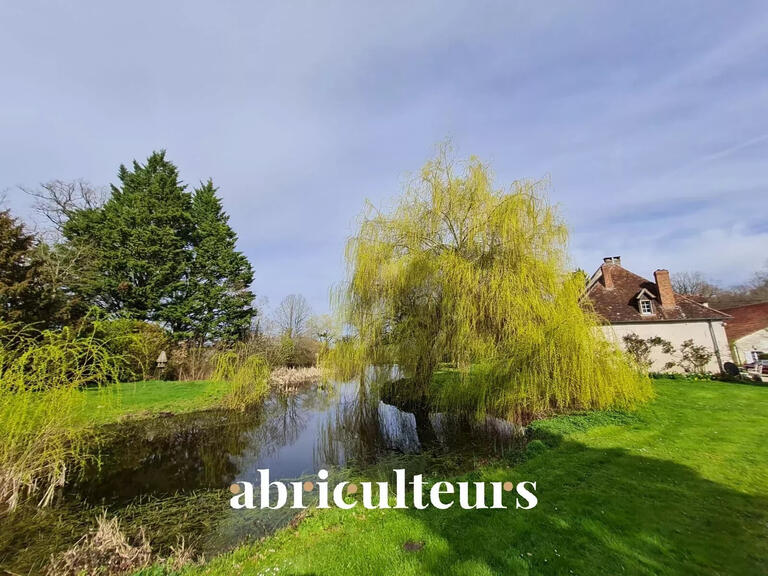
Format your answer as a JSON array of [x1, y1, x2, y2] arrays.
[[640, 299, 653, 315]]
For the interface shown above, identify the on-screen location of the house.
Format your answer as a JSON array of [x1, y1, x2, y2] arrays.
[[721, 302, 768, 366], [585, 257, 732, 373]]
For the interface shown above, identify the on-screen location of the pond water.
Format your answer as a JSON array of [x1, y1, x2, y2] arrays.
[[0, 379, 525, 574]]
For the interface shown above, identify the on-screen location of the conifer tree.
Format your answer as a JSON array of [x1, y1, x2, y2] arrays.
[[183, 180, 255, 342], [0, 210, 38, 323], [63, 153, 255, 340], [64, 151, 194, 327]]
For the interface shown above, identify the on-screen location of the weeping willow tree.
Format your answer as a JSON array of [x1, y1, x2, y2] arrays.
[[0, 321, 121, 509], [329, 145, 651, 422]]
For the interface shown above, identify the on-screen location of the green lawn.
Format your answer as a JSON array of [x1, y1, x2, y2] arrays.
[[74, 380, 230, 426], [169, 378, 768, 576]]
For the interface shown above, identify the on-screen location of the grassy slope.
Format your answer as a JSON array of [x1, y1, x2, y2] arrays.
[[74, 380, 230, 426], [174, 379, 768, 576]]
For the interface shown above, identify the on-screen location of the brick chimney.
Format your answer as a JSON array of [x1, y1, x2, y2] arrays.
[[654, 269, 676, 309], [601, 256, 621, 289]]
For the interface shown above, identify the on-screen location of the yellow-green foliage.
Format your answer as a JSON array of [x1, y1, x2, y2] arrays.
[[0, 322, 121, 509], [333, 145, 651, 421], [213, 348, 270, 411], [93, 318, 171, 381]]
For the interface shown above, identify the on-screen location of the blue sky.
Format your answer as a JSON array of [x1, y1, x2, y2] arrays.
[[2, 2, 767, 315]]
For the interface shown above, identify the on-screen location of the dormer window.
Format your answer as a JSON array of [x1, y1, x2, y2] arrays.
[[639, 299, 653, 315], [634, 288, 656, 315]]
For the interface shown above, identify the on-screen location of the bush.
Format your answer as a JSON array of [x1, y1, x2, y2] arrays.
[[622, 333, 676, 371], [288, 335, 320, 367], [93, 318, 171, 381], [678, 339, 713, 374], [236, 333, 320, 369], [650, 372, 714, 381], [168, 342, 216, 381]]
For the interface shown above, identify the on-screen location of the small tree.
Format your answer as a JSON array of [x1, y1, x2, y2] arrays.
[[678, 339, 713, 373], [622, 333, 677, 371]]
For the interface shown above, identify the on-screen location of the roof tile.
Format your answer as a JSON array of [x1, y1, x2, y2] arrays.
[[585, 265, 731, 324], [721, 302, 768, 341]]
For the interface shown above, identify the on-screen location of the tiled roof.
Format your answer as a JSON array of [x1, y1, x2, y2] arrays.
[[585, 265, 731, 324], [721, 302, 768, 341]]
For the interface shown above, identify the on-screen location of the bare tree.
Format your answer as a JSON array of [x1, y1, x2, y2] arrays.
[[308, 314, 340, 344], [744, 263, 768, 302], [705, 261, 768, 309], [273, 294, 312, 338], [671, 271, 720, 300], [22, 179, 106, 234]]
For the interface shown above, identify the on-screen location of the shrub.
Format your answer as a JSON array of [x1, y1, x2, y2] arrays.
[[168, 342, 216, 381], [240, 333, 289, 367], [94, 318, 171, 381], [678, 339, 713, 373], [622, 333, 676, 371], [288, 335, 320, 367]]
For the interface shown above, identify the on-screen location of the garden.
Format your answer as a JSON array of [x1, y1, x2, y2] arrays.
[[0, 148, 765, 576]]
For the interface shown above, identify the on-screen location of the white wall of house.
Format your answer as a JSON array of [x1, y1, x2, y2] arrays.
[[601, 320, 732, 373], [731, 330, 768, 365]]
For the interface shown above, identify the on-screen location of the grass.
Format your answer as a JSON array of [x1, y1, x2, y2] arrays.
[[73, 380, 231, 426], [163, 378, 768, 576]]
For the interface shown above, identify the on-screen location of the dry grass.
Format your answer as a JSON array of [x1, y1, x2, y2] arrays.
[[46, 513, 202, 576], [46, 513, 152, 576], [166, 537, 202, 572], [269, 366, 322, 392]]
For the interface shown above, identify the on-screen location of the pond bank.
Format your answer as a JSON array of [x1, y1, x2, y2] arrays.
[[73, 380, 232, 427], [1, 378, 526, 575], [155, 379, 768, 576]]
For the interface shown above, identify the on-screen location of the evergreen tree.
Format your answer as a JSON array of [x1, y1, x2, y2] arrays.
[[184, 181, 255, 342], [0, 210, 38, 323], [62, 153, 255, 340], [64, 151, 195, 327], [0, 210, 81, 327]]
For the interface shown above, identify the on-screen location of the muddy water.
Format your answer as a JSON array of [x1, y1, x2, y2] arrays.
[[0, 380, 525, 574]]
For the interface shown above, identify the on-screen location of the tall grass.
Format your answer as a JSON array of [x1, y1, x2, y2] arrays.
[[0, 321, 122, 509]]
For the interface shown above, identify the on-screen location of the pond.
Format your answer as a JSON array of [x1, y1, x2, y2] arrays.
[[0, 379, 526, 574]]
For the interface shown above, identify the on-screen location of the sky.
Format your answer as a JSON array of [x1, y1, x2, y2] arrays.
[[1, 1, 767, 315]]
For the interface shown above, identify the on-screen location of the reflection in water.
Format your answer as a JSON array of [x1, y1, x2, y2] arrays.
[[2, 378, 526, 574]]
